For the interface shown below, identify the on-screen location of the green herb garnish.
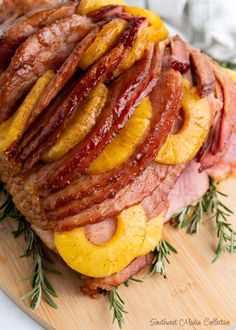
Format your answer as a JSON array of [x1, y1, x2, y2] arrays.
[[109, 287, 127, 329], [145, 238, 177, 279], [172, 178, 236, 261], [0, 183, 59, 309]]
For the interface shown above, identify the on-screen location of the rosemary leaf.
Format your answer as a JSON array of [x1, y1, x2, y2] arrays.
[[172, 178, 236, 261], [109, 287, 127, 329], [145, 238, 177, 279], [0, 181, 59, 309]]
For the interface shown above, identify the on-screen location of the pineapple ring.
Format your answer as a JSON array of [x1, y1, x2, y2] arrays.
[[124, 6, 163, 29], [87, 97, 152, 174], [115, 24, 168, 77], [43, 83, 107, 162], [79, 19, 127, 70], [0, 71, 55, 153], [155, 79, 212, 165], [77, 0, 126, 15], [138, 212, 163, 257], [55, 205, 147, 278]]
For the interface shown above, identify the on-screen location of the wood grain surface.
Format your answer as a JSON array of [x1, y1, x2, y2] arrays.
[[0, 179, 236, 330]]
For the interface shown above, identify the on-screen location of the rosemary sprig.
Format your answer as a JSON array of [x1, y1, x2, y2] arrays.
[[204, 179, 236, 262], [145, 238, 177, 279], [172, 178, 236, 261], [109, 287, 127, 329], [0, 182, 59, 309]]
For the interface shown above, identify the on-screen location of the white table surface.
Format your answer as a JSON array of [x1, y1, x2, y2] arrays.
[[0, 1, 178, 329]]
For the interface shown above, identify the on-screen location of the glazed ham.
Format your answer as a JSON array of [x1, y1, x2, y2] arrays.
[[169, 35, 190, 74], [0, 3, 236, 297], [0, 2, 76, 71], [190, 48, 215, 97], [0, 14, 94, 123], [18, 16, 147, 170]]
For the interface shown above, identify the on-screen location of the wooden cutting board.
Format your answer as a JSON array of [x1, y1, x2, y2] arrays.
[[0, 179, 236, 330]]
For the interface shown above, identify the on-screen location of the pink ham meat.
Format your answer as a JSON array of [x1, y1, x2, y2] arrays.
[[0, 2, 76, 72], [165, 161, 209, 220], [190, 48, 215, 97], [199, 62, 236, 171], [81, 254, 153, 297], [169, 35, 190, 74], [207, 131, 236, 180], [0, 14, 93, 124]]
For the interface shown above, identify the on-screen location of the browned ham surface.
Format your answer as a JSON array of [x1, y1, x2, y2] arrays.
[[169, 35, 190, 74], [15, 27, 99, 148], [18, 17, 146, 171], [51, 164, 183, 231], [87, 4, 124, 22], [0, 14, 93, 124], [207, 131, 236, 180], [190, 48, 215, 97], [46, 163, 173, 221], [0, 2, 76, 71]]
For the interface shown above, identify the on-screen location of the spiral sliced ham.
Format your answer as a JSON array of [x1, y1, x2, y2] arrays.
[[0, 14, 94, 124], [0, 2, 76, 71]]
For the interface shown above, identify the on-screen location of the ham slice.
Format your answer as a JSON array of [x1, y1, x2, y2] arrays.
[[15, 27, 98, 153], [18, 17, 147, 170], [0, 2, 76, 71], [169, 35, 190, 74], [190, 48, 215, 97], [199, 61, 236, 171], [52, 164, 183, 232], [87, 5, 124, 22], [165, 161, 209, 220], [0, 14, 94, 124], [207, 131, 236, 180], [81, 254, 153, 297], [41, 41, 167, 202], [46, 163, 171, 221]]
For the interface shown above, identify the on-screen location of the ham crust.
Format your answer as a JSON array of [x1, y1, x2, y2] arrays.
[[190, 48, 215, 97], [0, 2, 76, 71], [18, 17, 146, 171], [0, 14, 94, 124], [15, 27, 99, 155], [169, 35, 190, 74]]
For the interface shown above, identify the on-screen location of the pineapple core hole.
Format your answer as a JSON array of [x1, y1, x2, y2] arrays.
[[171, 107, 184, 135], [85, 218, 118, 245]]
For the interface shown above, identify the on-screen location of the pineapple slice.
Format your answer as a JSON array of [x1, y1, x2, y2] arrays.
[[115, 24, 168, 77], [77, 0, 126, 15], [43, 83, 107, 162], [124, 6, 163, 28], [55, 205, 147, 277], [79, 19, 127, 70], [138, 212, 163, 257], [87, 97, 152, 174], [0, 71, 55, 153], [155, 79, 211, 164]]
